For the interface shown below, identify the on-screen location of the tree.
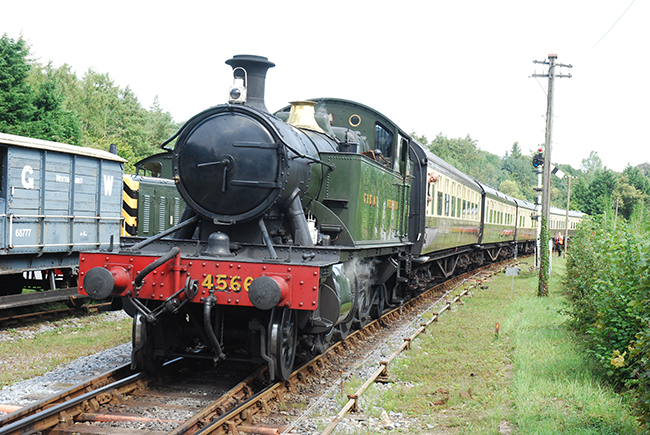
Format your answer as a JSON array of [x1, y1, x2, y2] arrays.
[[3, 32, 180, 168], [623, 165, 650, 196], [429, 134, 480, 175], [637, 162, 650, 177], [581, 151, 603, 184], [0, 34, 36, 135], [141, 96, 179, 156], [411, 132, 429, 147], [613, 175, 645, 220], [503, 142, 537, 202], [573, 169, 618, 216], [499, 179, 522, 198], [0, 34, 80, 142], [30, 73, 80, 142]]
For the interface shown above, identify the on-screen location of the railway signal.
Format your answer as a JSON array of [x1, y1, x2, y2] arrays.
[[532, 147, 544, 168]]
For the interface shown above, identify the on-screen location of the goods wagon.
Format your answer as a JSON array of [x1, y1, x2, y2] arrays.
[[0, 133, 125, 295]]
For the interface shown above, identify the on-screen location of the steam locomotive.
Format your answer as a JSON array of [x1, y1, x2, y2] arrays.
[[78, 55, 582, 380]]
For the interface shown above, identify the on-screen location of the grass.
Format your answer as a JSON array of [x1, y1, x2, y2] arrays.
[[334, 257, 641, 434], [0, 312, 131, 387]]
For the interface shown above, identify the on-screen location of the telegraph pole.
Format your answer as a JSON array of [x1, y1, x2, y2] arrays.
[[531, 54, 572, 296]]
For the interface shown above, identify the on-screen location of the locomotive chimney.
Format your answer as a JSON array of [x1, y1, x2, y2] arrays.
[[225, 55, 275, 113]]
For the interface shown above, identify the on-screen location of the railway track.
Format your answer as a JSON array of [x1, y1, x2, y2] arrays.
[[0, 288, 111, 329], [0, 288, 87, 311], [0, 260, 510, 435]]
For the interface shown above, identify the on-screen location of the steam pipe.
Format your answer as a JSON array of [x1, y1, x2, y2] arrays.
[[286, 188, 314, 247], [133, 246, 180, 288], [204, 295, 226, 361], [128, 216, 198, 251], [173, 206, 198, 239], [258, 217, 278, 259]]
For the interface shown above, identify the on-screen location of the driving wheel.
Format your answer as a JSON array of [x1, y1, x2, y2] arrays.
[[268, 308, 297, 380]]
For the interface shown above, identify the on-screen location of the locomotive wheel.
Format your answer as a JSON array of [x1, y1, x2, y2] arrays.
[[312, 329, 335, 354], [268, 308, 297, 380], [369, 284, 386, 320], [132, 313, 164, 373], [333, 319, 353, 341], [354, 281, 373, 329]]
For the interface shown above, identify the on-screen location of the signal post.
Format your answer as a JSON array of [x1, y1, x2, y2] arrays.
[[532, 148, 544, 269], [531, 54, 572, 296]]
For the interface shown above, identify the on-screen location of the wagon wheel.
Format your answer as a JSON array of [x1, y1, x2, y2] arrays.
[[132, 313, 164, 373], [65, 297, 85, 309], [0, 273, 25, 296], [268, 308, 297, 381]]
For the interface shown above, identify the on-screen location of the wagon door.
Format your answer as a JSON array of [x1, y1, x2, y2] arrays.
[[5, 146, 42, 253]]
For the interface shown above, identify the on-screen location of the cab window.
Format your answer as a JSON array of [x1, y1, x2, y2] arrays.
[[138, 161, 163, 177], [375, 123, 393, 160]]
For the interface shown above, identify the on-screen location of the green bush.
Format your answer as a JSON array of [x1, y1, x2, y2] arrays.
[[629, 261, 650, 427], [564, 214, 650, 426]]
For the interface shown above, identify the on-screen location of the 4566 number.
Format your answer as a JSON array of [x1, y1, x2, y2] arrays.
[[201, 274, 254, 293]]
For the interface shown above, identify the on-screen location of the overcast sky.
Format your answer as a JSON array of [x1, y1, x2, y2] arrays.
[[2, 1, 648, 172]]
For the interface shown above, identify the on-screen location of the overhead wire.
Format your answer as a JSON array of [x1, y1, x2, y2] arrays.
[[592, 0, 636, 49]]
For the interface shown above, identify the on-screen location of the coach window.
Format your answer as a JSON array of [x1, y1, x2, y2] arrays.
[[451, 195, 456, 217], [437, 192, 443, 215], [375, 123, 393, 165], [428, 182, 435, 215]]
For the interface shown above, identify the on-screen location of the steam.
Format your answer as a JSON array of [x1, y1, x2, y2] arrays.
[[344, 257, 381, 291]]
